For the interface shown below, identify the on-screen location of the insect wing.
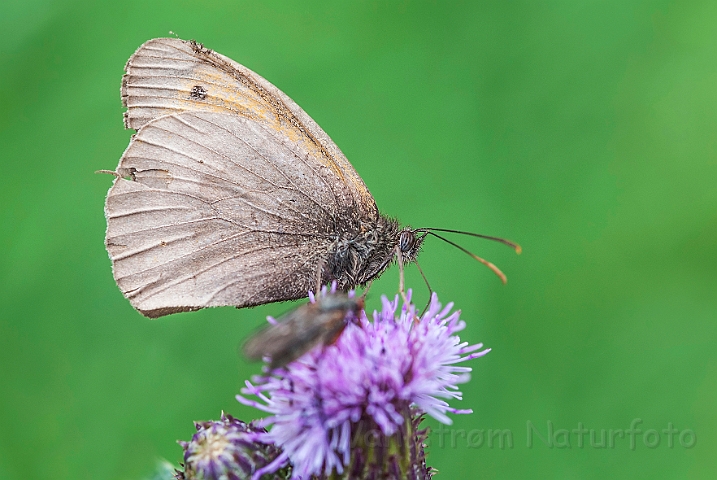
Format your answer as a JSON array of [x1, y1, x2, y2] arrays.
[[105, 38, 384, 317], [243, 294, 361, 369], [121, 38, 377, 218]]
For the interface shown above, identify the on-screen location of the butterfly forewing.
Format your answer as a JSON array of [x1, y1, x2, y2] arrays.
[[121, 38, 377, 219]]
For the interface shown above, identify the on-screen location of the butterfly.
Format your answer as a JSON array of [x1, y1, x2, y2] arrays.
[[103, 38, 425, 318], [103, 38, 519, 318]]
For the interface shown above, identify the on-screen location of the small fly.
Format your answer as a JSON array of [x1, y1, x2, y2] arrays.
[[243, 293, 364, 370]]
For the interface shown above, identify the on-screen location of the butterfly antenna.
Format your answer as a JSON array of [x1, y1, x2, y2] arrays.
[[416, 228, 521, 254], [424, 231, 509, 284]]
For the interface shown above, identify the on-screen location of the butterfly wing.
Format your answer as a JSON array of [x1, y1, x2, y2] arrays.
[[106, 111, 358, 317], [105, 38, 386, 317], [121, 37, 377, 220]]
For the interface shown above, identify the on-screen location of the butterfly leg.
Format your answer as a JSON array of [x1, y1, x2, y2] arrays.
[[395, 246, 410, 306], [414, 259, 433, 318], [313, 258, 326, 297], [360, 280, 373, 302]]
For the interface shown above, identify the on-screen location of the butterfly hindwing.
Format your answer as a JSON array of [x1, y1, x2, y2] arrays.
[[106, 111, 349, 316]]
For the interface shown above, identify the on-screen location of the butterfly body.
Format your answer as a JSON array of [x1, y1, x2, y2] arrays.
[[105, 38, 423, 317]]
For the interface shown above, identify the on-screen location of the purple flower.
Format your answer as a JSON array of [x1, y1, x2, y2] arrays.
[[178, 412, 288, 479], [237, 291, 490, 479]]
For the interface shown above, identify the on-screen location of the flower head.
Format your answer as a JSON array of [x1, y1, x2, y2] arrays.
[[178, 412, 288, 480], [237, 290, 490, 479]]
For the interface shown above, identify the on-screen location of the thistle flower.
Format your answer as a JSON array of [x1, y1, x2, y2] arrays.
[[237, 291, 490, 479], [177, 412, 289, 480]]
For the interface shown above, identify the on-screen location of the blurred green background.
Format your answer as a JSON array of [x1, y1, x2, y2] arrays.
[[1, 0, 715, 478]]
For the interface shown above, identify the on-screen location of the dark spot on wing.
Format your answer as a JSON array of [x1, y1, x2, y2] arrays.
[[190, 85, 207, 100]]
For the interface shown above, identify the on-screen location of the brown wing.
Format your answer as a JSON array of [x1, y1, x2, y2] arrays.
[[121, 37, 377, 220], [242, 303, 336, 369], [242, 294, 359, 369], [105, 111, 360, 317]]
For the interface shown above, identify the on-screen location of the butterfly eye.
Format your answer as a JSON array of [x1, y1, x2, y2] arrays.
[[399, 230, 415, 253]]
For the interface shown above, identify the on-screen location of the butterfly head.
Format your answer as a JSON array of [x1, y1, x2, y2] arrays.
[[397, 227, 425, 264]]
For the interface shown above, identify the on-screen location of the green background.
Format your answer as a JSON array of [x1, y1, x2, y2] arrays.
[[1, 1, 715, 478]]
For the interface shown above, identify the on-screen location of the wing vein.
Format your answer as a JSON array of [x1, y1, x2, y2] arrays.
[[198, 114, 340, 223], [108, 204, 194, 219], [159, 117, 291, 190]]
